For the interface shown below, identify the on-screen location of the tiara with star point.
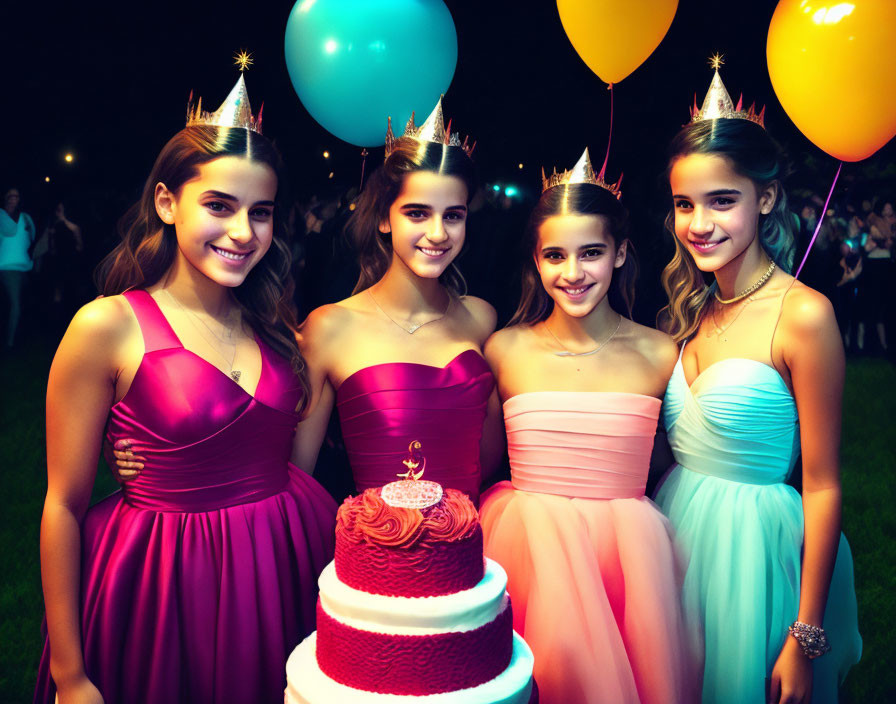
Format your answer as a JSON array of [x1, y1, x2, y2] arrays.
[[541, 148, 622, 199], [385, 97, 475, 159], [186, 51, 263, 134], [689, 54, 765, 128]]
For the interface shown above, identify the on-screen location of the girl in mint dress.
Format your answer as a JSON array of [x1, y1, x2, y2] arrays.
[[655, 67, 861, 703]]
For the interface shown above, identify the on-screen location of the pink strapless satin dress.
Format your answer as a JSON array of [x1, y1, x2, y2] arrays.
[[336, 349, 493, 504], [34, 290, 337, 704], [480, 392, 697, 704]]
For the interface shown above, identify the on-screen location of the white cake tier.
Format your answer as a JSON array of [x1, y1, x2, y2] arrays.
[[318, 558, 508, 635], [284, 630, 535, 704]]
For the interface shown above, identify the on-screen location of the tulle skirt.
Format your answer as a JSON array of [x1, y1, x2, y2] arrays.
[[34, 466, 336, 704], [655, 465, 862, 704], [480, 481, 698, 704]]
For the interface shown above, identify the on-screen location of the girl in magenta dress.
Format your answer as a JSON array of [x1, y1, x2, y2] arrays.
[[296, 100, 500, 504], [479, 150, 697, 703], [35, 76, 335, 704]]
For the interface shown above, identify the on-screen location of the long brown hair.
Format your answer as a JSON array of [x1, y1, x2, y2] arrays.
[[96, 125, 310, 409], [349, 138, 476, 295], [508, 182, 638, 326], [659, 119, 797, 343]]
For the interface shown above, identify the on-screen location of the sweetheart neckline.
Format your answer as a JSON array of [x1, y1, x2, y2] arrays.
[[335, 348, 488, 394], [677, 356, 794, 401]]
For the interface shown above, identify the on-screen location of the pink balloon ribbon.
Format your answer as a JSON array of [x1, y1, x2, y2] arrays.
[[794, 161, 842, 280]]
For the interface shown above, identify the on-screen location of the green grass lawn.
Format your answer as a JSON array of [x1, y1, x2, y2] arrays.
[[1, 339, 893, 702]]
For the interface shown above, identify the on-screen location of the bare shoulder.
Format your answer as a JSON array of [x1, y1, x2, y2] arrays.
[[483, 323, 531, 375], [457, 295, 497, 342], [56, 295, 137, 374], [625, 319, 679, 369], [67, 295, 135, 346], [781, 281, 837, 336], [299, 300, 357, 351]]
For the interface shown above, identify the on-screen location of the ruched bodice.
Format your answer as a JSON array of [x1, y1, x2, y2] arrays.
[[104, 290, 305, 511], [663, 357, 800, 485], [506, 392, 661, 499], [336, 349, 493, 503]]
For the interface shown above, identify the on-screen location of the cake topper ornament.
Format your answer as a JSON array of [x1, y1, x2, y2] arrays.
[[385, 97, 475, 160], [690, 54, 765, 128], [541, 147, 622, 199], [186, 51, 263, 134], [381, 441, 444, 509]]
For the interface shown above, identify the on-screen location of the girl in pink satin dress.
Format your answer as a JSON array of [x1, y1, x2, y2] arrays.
[[479, 150, 698, 704], [35, 96, 336, 702]]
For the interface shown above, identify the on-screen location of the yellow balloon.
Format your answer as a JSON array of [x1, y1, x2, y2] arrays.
[[556, 0, 678, 84], [767, 0, 896, 162]]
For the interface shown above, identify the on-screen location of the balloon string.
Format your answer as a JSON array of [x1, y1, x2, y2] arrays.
[[600, 83, 614, 178], [359, 148, 369, 192], [794, 161, 842, 279]]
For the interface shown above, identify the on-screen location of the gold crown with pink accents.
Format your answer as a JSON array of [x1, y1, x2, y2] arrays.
[[689, 54, 765, 127], [541, 148, 622, 199], [186, 51, 263, 134], [385, 97, 475, 159]]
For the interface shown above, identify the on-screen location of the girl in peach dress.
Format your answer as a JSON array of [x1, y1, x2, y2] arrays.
[[479, 150, 697, 704]]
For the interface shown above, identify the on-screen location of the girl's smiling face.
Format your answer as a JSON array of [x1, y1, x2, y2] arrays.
[[670, 153, 776, 272], [379, 170, 468, 279], [156, 155, 277, 287], [535, 213, 625, 318]]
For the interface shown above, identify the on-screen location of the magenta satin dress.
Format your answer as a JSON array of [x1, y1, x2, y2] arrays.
[[480, 393, 697, 704], [34, 290, 337, 704], [336, 349, 493, 504]]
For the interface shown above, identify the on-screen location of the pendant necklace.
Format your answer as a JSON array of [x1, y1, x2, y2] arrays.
[[543, 314, 622, 357], [162, 289, 243, 382], [368, 289, 452, 335], [711, 257, 776, 342]]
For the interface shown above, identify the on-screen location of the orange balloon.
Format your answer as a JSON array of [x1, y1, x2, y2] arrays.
[[767, 0, 896, 162], [556, 0, 678, 84]]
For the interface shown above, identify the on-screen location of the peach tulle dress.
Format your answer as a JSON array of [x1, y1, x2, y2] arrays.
[[479, 392, 697, 704]]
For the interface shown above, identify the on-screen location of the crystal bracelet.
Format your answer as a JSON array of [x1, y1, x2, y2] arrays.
[[788, 621, 831, 659]]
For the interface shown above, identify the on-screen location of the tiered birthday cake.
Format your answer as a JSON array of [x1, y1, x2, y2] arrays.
[[285, 449, 535, 703]]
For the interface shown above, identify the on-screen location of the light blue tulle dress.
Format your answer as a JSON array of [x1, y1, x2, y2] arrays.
[[656, 346, 862, 703]]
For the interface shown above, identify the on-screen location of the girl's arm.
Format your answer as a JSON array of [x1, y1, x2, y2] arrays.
[[769, 288, 844, 704], [42, 299, 127, 702], [291, 305, 340, 474]]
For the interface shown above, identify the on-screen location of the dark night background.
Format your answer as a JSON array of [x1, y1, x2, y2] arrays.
[[3, 0, 895, 320], [1, 2, 894, 699]]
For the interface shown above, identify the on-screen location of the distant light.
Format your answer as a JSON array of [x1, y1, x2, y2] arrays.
[[328, 171, 334, 179], [492, 184, 500, 192], [349, 203, 357, 211], [504, 186, 518, 197], [518, 163, 524, 170], [64, 153, 74, 163], [324, 39, 339, 54], [45, 176, 51, 183], [323, 150, 330, 159]]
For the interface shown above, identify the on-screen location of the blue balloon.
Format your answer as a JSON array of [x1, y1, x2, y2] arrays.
[[285, 0, 458, 147]]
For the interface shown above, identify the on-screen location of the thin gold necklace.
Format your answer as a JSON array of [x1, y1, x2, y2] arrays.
[[162, 289, 243, 382], [543, 314, 622, 357], [714, 259, 776, 305], [368, 289, 452, 335], [710, 295, 753, 342]]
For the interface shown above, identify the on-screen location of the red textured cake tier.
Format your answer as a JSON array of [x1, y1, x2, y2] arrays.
[[335, 487, 485, 597], [315, 600, 514, 695]]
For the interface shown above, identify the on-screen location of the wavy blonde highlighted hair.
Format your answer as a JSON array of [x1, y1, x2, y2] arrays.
[[659, 119, 797, 342]]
